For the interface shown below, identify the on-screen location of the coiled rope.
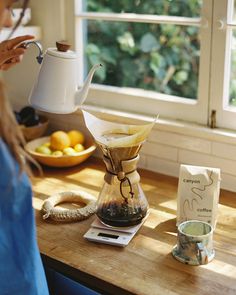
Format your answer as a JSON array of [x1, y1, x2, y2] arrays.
[[41, 191, 97, 222]]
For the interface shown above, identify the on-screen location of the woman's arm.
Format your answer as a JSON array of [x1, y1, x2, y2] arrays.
[[0, 35, 34, 70]]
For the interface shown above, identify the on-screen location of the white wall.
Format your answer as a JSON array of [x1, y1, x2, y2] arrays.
[[42, 108, 236, 194], [3, 0, 75, 109], [29, 0, 75, 49]]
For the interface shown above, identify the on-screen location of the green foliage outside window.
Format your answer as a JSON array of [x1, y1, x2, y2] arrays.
[[85, 0, 201, 99]]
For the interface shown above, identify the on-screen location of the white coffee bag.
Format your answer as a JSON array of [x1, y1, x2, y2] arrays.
[[177, 164, 221, 229]]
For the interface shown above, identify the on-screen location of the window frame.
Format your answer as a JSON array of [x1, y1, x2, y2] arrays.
[[74, 0, 213, 126], [208, 0, 236, 130]]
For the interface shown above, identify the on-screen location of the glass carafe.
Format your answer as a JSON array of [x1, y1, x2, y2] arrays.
[[96, 143, 149, 227]]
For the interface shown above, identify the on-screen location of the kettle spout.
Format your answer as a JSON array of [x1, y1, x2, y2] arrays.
[[75, 63, 102, 107]]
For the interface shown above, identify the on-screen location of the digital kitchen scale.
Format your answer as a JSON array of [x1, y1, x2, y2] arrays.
[[84, 215, 148, 247]]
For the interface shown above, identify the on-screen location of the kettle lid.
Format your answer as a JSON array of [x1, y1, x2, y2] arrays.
[[46, 47, 77, 59]]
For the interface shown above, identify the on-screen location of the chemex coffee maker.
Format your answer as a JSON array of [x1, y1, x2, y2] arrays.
[[83, 111, 155, 227]]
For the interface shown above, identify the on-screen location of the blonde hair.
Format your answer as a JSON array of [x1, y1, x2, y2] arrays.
[[0, 81, 27, 171], [0, 0, 42, 174]]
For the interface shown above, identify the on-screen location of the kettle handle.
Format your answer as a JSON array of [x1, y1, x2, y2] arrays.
[[21, 41, 44, 64]]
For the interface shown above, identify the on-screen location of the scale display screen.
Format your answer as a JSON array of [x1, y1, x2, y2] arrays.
[[98, 232, 119, 239]]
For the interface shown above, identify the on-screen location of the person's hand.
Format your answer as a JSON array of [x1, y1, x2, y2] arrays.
[[0, 35, 34, 71]]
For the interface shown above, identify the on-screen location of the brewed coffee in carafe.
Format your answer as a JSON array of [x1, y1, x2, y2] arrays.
[[82, 111, 156, 227]]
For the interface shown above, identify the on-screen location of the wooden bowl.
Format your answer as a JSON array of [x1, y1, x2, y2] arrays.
[[25, 136, 96, 168], [20, 115, 49, 141]]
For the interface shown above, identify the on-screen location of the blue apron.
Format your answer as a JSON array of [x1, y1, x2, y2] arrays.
[[0, 139, 49, 295]]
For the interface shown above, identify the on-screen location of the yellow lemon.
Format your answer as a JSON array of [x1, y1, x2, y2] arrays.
[[63, 147, 77, 156], [52, 150, 63, 156], [74, 143, 85, 153], [50, 131, 71, 151], [35, 145, 52, 155], [43, 142, 51, 147], [67, 130, 85, 147]]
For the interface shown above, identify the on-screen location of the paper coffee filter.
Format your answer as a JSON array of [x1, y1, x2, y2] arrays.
[[82, 110, 157, 148]]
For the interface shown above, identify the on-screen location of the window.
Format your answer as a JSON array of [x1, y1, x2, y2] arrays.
[[75, 0, 236, 130]]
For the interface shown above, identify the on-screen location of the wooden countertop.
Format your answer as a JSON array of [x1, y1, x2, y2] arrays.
[[32, 157, 236, 295]]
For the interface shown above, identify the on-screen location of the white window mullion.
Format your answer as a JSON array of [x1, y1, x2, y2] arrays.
[[226, 23, 236, 28], [195, 0, 213, 126], [76, 12, 202, 27]]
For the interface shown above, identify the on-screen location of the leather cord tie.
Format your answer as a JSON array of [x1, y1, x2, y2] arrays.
[[117, 171, 134, 204]]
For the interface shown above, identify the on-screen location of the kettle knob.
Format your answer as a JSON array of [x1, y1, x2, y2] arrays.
[[56, 41, 71, 52]]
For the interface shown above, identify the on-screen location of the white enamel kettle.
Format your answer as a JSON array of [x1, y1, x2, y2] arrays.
[[27, 41, 102, 114]]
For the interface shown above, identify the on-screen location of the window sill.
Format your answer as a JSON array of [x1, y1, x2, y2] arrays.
[[81, 104, 236, 146], [86, 84, 207, 125]]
